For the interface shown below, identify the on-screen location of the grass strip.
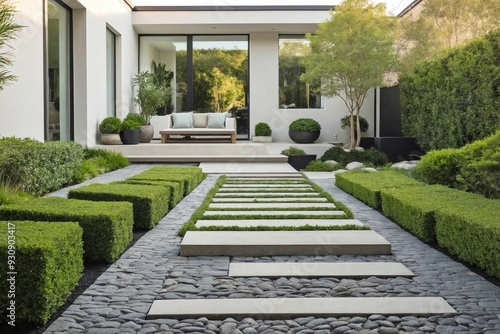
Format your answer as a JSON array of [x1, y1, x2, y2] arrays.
[[196, 224, 369, 232]]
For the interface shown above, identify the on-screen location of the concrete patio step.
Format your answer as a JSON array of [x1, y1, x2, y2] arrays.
[[214, 192, 320, 197], [229, 262, 415, 278], [218, 187, 313, 192], [147, 297, 456, 320], [226, 173, 301, 178], [195, 219, 365, 228], [180, 230, 391, 256], [208, 203, 336, 209], [211, 197, 328, 203], [203, 210, 346, 217], [126, 155, 288, 163]]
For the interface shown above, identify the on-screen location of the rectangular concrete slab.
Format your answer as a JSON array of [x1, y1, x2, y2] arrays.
[[212, 197, 328, 203], [221, 184, 310, 188], [209, 203, 336, 209], [229, 262, 415, 278], [147, 297, 456, 320], [180, 230, 391, 256], [218, 187, 313, 192], [214, 192, 320, 197], [226, 174, 301, 178], [200, 163, 298, 174], [195, 219, 365, 228], [203, 210, 346, 217]]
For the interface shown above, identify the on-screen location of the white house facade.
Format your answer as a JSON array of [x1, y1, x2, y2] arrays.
[[0, 0, 378, 146]]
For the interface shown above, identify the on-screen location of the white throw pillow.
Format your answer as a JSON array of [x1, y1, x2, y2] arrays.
[[172, 112, 194, 128], [207, 113, 226, 128], [193, 113, 208, 128]]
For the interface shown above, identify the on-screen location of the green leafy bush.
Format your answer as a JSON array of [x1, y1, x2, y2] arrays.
[[98, 117, 121, 134], [0, 137, 84, 196], [0, 221, 83, 325], [0, 197, 133, 263], [124, 113, 147, 126], [289, 118, 321, 132], [281, 146, 306, 156], [400, 29, 500, 151], [340, 115, 369, 133], [118, 180, 183, 207], [255, 122, 272, 136], [335, 171, 424, 209], [69, 183, 170, 230], [0, 183, 31, 206], [120, 119, 142, 131], [416, 130, 500, 198], [321, 146, 388, 167], [304, 160, 339, 171]]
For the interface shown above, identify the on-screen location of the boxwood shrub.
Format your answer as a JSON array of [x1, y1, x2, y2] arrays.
[[335, 171, 424, 209], [0, 221, 83, 325], [0, 137, 84, 196], [117, 180, 183, 207], [435, 199, 500, 278], [0, 197, 133, 263], [68, 183, 170, 230], [321, 146, 389, 167], [129, 167, 206, 195]]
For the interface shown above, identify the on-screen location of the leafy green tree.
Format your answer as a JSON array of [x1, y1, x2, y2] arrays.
[[301, 0, 397, 148], [209, 67, 244, 112], [0, 0, 23, 90]]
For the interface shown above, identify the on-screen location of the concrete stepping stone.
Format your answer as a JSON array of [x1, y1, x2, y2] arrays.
[[212, 197, 328, 203], [229, 262, 415, 278], [180, 230, 391, 256], [218, 187, 313, 192], [203, 210, 346, 217], [195, 219, 365, 228], [147, 297, 456, 320], [209, 203, 336, 209], [227, 174, 301, 178], [214, 192, 319, 197], [221, 184, 310, 188]]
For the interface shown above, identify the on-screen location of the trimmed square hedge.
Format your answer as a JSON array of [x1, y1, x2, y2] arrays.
[[68, 183, 170, 230], [117, 180, 183, 207], [0, 197, 133, 263], [128, 167, 205, 196], [335, 171, 424, 209], [0, 221, 83, 325]]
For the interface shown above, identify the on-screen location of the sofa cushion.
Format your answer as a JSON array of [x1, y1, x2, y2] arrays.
[[193, 113, 208, 128], [207, 113, 227, 128], [172, 112, 193, 128]]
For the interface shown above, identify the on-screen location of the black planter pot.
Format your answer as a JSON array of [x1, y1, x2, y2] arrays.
[[119, 129, 141, 145], [289, 130, 320, 143], [287, 154, 317, 171]]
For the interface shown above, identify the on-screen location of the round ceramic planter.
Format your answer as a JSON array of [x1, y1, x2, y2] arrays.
[[289, 130, 320, 143], [99, 133, 122, 145], [287, 155, 317, 171], [120, 129, 141, 145], [140, 125, 154, 143]]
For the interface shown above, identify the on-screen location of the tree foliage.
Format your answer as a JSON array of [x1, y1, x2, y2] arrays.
[[301, 0, 397, 148], [0, 0, 23, 90]]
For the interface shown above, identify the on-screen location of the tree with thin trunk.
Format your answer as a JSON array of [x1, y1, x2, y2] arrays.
[[0, 0, 23, 91], [301, 0, 396, 148]]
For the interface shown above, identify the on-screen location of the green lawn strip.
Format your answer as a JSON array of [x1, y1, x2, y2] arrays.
[[68, 183, 169, 230], [225, 180, 308, 185], [201, 213, 350, 220], [115, 180, 183, 207], [305, 179, 354, 218], [0, 221, 83, 325], [196, 224, 370, 232], [214, 194, 321, 198], [335, 170, 424, 209]]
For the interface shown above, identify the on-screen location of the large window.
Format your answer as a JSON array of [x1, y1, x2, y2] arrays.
[[47, 0, 72, 141], [279, 35, 323, 109], [106, 28, 116, 117]]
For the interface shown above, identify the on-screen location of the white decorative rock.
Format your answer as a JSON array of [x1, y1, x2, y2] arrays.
[[346, 162, 365, 170], [325, 160, 338, 166], [333, 169, 348, 175], [363, 167, 377, 172], [354, 147, 365, 152], [392, 161, 416, 170]]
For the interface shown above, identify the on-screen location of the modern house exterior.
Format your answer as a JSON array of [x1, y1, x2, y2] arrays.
[[0, 0, 385, 147]]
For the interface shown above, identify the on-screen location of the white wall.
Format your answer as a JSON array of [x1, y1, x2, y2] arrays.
[[249, 32, 375, 145]]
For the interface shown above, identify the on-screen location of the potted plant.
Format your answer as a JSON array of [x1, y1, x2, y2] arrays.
[[252, 122, 272, 143], [124, 113, 149, 143], [281, 146, 317, 171], [98, 117, 122, 145], [288, 118, 321, 143], [119, 119, 142, 145], [132, 71, 169, 143], [151, 61, 174, 115]]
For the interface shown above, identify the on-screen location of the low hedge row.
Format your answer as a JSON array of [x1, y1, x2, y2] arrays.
[[0, 137, 84, 196], [335, 171, 424, 209], [0, 197, 133, 263], [118, 180, 183, 207], [129, 166, 205, 196], [68, 183, 170, 230], [0, 221, 83, 325]]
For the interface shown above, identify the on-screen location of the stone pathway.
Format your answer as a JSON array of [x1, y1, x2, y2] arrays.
[[43, 169, 500, 334]]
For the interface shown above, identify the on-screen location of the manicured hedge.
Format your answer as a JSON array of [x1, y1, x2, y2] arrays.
[[118, 180, 183, 207], [0, 197, 133, 263], [0, 137, 84, 196], [320, 146, 388, 167], [68, 183, 170, 230], [128, 167, 205, 195], [435, 200, 500, 278], [0, 221, 83, 325], [335, 171, 424, 209], [400, 29, 500, 151]]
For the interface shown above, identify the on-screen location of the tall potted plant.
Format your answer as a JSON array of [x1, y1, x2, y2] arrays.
[[151, 61, 174, 115], [132, 71, 168, 142], [288, 118, 321, 143]]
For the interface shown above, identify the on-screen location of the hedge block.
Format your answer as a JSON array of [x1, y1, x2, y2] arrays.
[[435, 199, 500, 278], [129, 167, 205, 196], [68, 183, 170, 230], [335, 171, 424, 209], [117, 180, 183, 207], [0, 221, 83, 325], [0, 197, 133, 263]]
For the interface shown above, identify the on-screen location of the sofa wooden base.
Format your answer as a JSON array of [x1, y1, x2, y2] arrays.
[[160, 129, 236, 144]]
